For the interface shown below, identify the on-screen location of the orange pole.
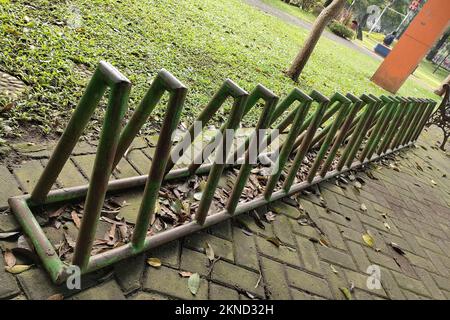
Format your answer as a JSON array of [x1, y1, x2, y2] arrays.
[[371, 0, 450, 93]]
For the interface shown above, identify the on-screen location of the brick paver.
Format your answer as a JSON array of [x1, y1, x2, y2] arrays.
[[0, 126, 449, 300]]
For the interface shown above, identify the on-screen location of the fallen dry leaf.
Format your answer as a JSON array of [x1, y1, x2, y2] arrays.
[[319, 237, 330, 247], [339, 287, 352, 300], [4, 249, 16, 268], [188, 273, 200, 295], [383, 222, 391, 230], [360, 204, 367, 212], [147, 257, 162, 268], [204, 242, 215, 261], [266, 236, 281, 247], [390, 242, 406, 255], [5, 264, 32, 274], [330, 264, 339, 274], [179, 271, 193, 278], [71, 211, 81, 229], [362, 233, 374, 248], [0, 231, 20, 239], [47, 294, 64, 300]]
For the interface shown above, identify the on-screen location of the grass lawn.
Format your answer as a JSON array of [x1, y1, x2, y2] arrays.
[[259, 0, 318, 23], [0, 0, 438, 141]]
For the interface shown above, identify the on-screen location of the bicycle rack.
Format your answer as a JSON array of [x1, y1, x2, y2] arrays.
[[8, 61, 436, 283]]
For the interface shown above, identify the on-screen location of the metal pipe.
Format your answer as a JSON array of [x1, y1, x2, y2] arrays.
[[195, 84, 248, 225], [187, 80, 248, 176], [306, 93, 351, 183], [390, 98, 416, 150], [336, 94, 376, 170], [131, 86, 187, 248], [72, 76, 131, 269], [226, 85, 278, 214], [377, 96, 408, 155], [263, 91, 313, 200], [113, 69, 185, 169], [31, 61, 128, 203], [358, 95, 390, 162], [319, 93, 362, 177], [282, 91, 330, 193], [364, 96, 398, 161]]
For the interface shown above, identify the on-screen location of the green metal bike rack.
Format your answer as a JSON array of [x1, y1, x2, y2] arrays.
[[8, 61, 435, 284]]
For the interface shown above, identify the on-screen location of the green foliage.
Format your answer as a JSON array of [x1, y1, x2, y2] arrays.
[[328, 21, 355, 39], [0, 0, 436, 141]]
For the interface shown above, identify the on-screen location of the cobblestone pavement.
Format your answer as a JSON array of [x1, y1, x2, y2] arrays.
[[0, 126, 449, 300]]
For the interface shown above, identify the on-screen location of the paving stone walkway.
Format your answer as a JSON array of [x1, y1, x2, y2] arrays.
[[0, 126, 449, 300]]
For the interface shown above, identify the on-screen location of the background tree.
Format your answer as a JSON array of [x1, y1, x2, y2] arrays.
[[285, 0, 347, 81]]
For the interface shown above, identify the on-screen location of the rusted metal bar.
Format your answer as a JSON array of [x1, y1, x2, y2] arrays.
[[401, 99, 428, 146], [390, 98, 417, 150], [195, 82, 248, 225], [289, 99, 343, 152], [30, 61, 129, 204], [319, 94, 362, 177], [226, 85, 278, 214], [8, 197, 65, 282], [377, 96, 408, 155], [72, 71, 132, 269], [113, 69, 186, 169], [131, 78, 187, 249], [411, 99, 437, 142], [366, 96, 401, 159], [166, 80, 246, 174], [282, 91, 330, 193], [263, 91, 313, 200], [361, 96, 397, 161], [306, 93, 351, 183], [335, 94, 377, 171]]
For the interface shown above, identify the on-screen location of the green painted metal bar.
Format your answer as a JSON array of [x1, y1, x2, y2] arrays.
[[131, 77, 187, 249], [377, 96, 408, 154], [281, 91, 330, 193], [263, 91, 313, 200], [30, 61, 125, 204], [226, 85, 278, 214], [289, 99, 343, 152], [357, 95, 390, 162], [306, 93, 351, 183], [195, 82, 248, 225], [112, 70, 182, 169], [411, 99, 437, 142], [401, 99, 428, 146], [226, 86, 279, 165], [364, 96, 398, 161], [72, 67, 131, 269], [186, 81, 250, 176], [319, 93, 362, 177], [166, 80, 244, 174], [255, 89, 309, 155], [336, 94, 376, 170], [9, 198, 66, 283], [390, 98, 417, 150]]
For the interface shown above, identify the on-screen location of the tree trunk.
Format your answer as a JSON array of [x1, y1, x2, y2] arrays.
[[285, 0, 346, 81], [426, 29, 450, 62]]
